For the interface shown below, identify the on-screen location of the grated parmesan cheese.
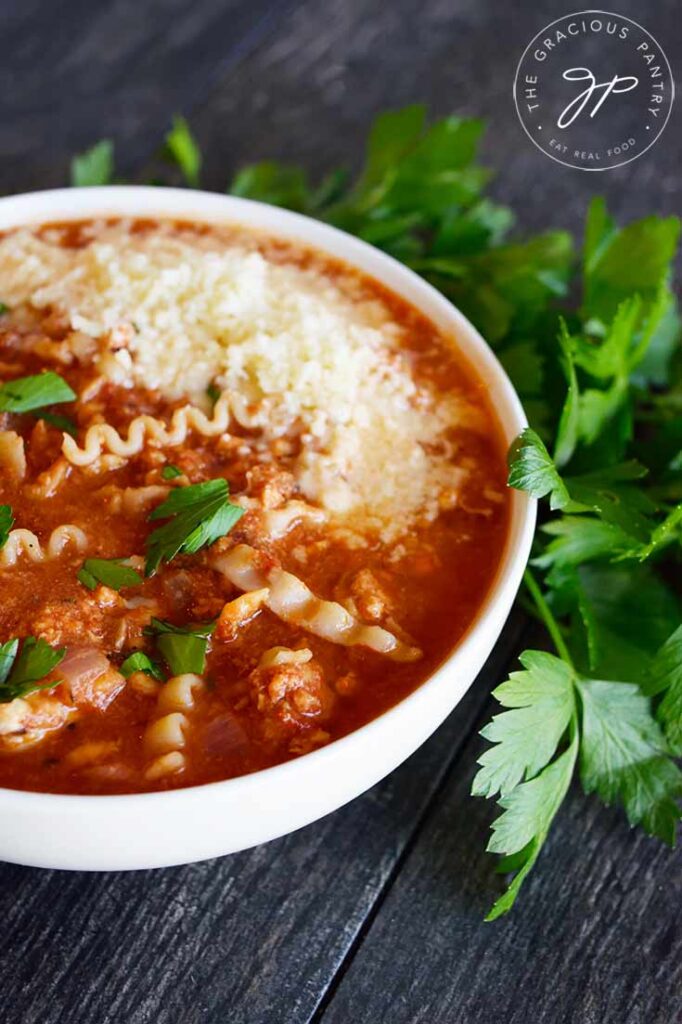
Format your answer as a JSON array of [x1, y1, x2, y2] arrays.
[[0, 222, 483, 538]]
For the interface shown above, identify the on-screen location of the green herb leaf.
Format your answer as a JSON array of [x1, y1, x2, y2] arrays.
[[145, 478, 244, 575], [583, 201, 680, 323], [565, 462, 656, 542], [472, 651, 576, 799], [0, 505, 13, 550], [36, 412, 78, 437], [120, 651, 164, 682], [77, 558, 143, 592], [576, 676, 682, 844], [161, 464, 183, 480], [553, 320, 580, 467], [231, 162, 310, 211], [535, 517, 633, 578], [165, 115, 201, 188], [71, 139, 115, 187], [144, 618, 215, 676], [643, 626, 682, 756], [0, 636, 65, 703], [508, 428, 570, 509], [0, 640, 19, 685], [485, 735, 578, 921], [0, 372, 76, 414]]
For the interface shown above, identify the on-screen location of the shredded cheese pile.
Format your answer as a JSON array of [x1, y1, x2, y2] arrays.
[[0, 222, 481, 537]]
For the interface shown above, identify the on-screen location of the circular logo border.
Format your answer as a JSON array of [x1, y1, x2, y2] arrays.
[[513, 9, 675, 172]]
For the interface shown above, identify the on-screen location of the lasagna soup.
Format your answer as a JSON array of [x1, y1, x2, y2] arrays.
[[0, 219, 509, 794]]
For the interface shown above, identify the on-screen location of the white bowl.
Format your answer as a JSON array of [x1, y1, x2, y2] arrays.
[[0, 187, 535, 870]]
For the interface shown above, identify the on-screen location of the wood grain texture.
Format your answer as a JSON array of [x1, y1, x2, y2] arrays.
[[183, 0, 682, 237], [0, 617, 525, 1024], [317, 722, 682, 1024], [0, 0, 295, 193]]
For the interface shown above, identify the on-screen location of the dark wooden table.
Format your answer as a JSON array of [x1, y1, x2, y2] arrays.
[[1, 2, 680, 1021]]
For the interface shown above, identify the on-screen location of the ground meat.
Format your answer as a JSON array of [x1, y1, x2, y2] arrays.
[[245, 465, 297, 508], [348, 568, 392, 622], [32, 595, 116, 647], [0, 693, 75, 750], [248, 658, 334, 738]]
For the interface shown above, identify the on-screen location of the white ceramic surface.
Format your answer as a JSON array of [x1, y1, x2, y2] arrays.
[[0, 187, 535, 870]]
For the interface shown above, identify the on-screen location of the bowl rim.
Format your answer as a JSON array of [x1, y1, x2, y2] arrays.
[[0, 185, 536, 810]]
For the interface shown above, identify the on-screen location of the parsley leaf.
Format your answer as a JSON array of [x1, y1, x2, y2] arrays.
[[643, 626, 682, 756], [534, 517, 633, 579], [576, 676, 681, 844], [0, 636, 65, 703], [232, 162, 310, 211], [582, 198, 680, 324], [472, 651, 575, 798], [145, 618, 215, 676], [77, 558, 143, 592], [485, 736, 578, 921], [553, 320, 580, 467], [0, 640, 19, 685], [38, 412, 78, 437], [145, 479, 244, 575], [120, 651, 164, 682], [555, 562, 680, 686], [0, 372, 76, 413], [164, 115, 201, 188], [161, 464, 183, 480], [565, 462, 656, 542], [508, 428, 570, 509], [70, 139, 114, 187], [0, 505, 13, 550]]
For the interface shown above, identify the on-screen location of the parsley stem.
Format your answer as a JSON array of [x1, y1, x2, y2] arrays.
[[522, 568, 574, 669]]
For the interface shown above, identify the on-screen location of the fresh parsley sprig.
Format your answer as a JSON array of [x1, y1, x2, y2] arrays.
[[120, 651, 164, 682], [0, 372, 76, 414], [145, 478, 244, 576], [144, 618, 215, 676], [482, 199, 682, 916], [476, 570, 681, 920], [0, 636, 66, 703], [77, 558, 144, 592], [0, 505, 13, 549]]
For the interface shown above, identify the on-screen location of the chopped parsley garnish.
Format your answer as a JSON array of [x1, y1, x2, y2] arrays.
[[144, 619, 215, 676], [161, 464, 183, 480], [145, 478, 244, 576], [38, 412, 78, 437], [77, 558, 143, 592], [206, 383, 221, 404], [120, 651, 164, 682], [0, 302, 9, 315], [0, 372, 76, 414], [0, 636, 65, 703], [0, 505, 13, 550]]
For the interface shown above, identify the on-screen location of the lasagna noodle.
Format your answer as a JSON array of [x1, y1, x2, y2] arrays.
[[0, 431, 26, 481], [62, 393, 234, 467], [0, 525, 88, 567], [212, 544, 421, 662]]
